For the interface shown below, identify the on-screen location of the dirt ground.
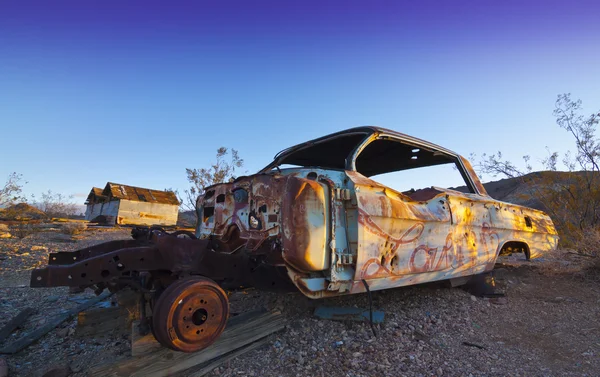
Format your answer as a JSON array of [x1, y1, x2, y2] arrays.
[[1, 228, 599, 377]]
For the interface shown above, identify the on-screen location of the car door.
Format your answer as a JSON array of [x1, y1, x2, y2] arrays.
[[346, 171, 455, 282]]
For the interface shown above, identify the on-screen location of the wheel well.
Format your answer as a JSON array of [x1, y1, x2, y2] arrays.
[[499, 241, 531, 260]]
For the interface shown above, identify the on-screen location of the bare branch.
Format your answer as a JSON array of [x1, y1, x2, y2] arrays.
[[0, 173, 26, 208], [472, 93, 600, 246], [182, 147, 245, 212]]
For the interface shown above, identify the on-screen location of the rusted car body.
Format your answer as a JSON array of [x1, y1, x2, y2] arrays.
[[31, 127, 559, 351], [193, 126, 558, 296]]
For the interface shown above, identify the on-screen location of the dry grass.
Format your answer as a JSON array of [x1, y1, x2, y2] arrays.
[[60, 222, 87, 236], [528, 247, 600, 283], [10, 223, 39, 239], [572, 227, 600, 278], [573, 227, 600, 255]]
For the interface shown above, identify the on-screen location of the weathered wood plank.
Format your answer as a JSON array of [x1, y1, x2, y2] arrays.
[[76, 306, 130, 338], [184, 337, 269, 377], [90, 310, 284, 377], [0, 308, 36, 343], [131, 321, 162, 357], [130, 309, 268, 358], [0, 292, 112, 355]]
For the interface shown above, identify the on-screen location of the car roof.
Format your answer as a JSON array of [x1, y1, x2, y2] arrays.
[[272, 126, 459, 162]]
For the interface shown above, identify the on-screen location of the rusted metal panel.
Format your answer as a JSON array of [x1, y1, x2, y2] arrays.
[[87, 200, 120, 224], [281, 176, 330, 272], [85, 202, 104, 221], [348, 173, 454, 285], [459, 156, 489, 196]]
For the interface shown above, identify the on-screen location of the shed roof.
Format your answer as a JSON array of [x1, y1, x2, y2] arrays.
[[85, 187, 107, 205], [101, 183, 179, 205]]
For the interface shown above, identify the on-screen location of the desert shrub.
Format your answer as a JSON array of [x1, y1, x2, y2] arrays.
[[60, 222, 86, 236], [476, 94, 600, 248], [574, 227, 600, 277], [10, 223, 38, 239], [0, 173, 25, 208], [31, 190, 80, 218], [183, 147, 244, 212], [574, 227, 600, 256]]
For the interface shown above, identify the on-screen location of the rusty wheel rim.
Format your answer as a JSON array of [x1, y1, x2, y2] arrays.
[[152, 277, 229, 352]]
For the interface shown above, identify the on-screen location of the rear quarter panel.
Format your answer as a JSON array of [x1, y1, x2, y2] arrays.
[[344, 174, 558, 294]]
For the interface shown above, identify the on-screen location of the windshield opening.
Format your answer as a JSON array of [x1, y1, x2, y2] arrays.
[[269, 132, 368, 171]]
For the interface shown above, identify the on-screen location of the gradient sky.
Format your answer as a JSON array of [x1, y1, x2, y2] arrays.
[[1, 0, 599, 205]]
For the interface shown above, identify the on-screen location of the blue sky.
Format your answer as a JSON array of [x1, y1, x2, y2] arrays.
[[1, 0, 599, 204]]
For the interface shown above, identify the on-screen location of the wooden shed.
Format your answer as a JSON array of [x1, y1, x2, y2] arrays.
[[84, 183, 179, 226]]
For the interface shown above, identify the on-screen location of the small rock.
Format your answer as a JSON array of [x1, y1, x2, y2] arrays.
[[490, 297, 508, 305], [42, 364, 72, 377], [470, 295, 477, 302]]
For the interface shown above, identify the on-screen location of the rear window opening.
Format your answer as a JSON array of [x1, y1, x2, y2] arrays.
[[355, 138, 474, 195]]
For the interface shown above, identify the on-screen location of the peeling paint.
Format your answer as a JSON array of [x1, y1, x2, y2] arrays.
[[33, 127, 559, 302]]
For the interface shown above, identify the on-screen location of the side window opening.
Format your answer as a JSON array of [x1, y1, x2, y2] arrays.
[[355, 138, 474, 198]]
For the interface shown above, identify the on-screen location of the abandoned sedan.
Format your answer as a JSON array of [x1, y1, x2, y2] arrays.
[[31, 127, 559, 352]]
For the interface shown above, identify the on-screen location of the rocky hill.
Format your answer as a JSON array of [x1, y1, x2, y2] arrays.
[[454, 171, 592, 211], [0, 203, 48, 221]]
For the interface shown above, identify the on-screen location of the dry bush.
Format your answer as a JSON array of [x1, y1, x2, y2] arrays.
[[60, 222, 86, 236], [183, 147, 244, 212], [32, 190, 81, 218], [0, 172, 25, 208], [476, 94, 600, 249], [0, 223, 9, 233], [574, 228, 600, 276], [10, 223, 38, 239], [574, 227, 600, 256]]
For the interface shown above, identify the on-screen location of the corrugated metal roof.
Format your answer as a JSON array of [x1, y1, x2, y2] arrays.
[[85, 187, 107, 204], [101, 182, 179, 205]]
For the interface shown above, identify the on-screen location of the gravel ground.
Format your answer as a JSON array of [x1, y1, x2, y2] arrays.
[[1, 229, 599, 377]]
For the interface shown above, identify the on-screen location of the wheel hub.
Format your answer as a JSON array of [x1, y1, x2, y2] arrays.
[[152, 277, 229, 352]]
